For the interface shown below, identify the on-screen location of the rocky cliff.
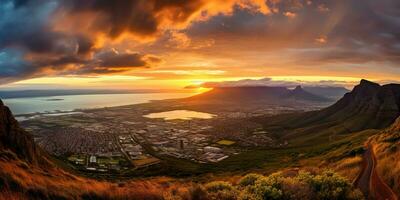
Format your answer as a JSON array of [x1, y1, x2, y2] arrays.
[[0, 99, 43, 165]]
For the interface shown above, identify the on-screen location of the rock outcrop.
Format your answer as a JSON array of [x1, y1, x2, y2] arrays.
[[0, 99, 43, 165], [389, 117, 400, 132], [285, 85, 329, 102]]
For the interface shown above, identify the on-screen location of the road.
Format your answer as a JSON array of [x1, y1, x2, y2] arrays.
[[354, 145, 398, 200]]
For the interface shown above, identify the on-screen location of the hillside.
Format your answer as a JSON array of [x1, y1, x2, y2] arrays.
[[0, 99, 46, 166], [258, 79, 400, 145], [303, 86, 350, 100], [369, 117, 400, 196]]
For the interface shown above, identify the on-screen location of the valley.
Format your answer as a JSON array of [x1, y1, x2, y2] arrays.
[[0, 80, 399, 199], [17, 85, 336, 179]]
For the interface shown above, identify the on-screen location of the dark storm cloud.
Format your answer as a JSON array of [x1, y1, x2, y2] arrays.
[[0, 50, 35, 84], [70, 51, 158, 75], [58, 0, 206, 38], [0, 49, 153, 84], [95, 51, 146, 68], [0, 0, 167, 82], [0, 0, 94, 55], [33, 51, 155, 76]]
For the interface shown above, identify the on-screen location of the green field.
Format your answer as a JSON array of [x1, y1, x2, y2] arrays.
[[97, 156, 125, 165]]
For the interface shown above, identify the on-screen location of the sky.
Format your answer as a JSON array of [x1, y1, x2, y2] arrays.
[[0, 0, 399, 91]]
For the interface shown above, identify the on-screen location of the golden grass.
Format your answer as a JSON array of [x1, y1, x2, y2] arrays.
[[133, 157, 161, 167], [331, 156, 363, 181], [370, 129, 400, 196], [0, 158, 183, 199]]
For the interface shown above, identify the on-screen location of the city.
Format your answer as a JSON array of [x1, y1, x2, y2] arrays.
[[19, 101, 303, 174]]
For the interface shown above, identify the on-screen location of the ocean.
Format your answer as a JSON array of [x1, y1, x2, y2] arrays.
[[2, 93, 192, 115]]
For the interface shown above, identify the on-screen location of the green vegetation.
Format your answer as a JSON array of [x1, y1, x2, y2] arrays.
[[166, 170, 364, 200], [68, 154, 86, 165], [97, 156, 125, 165]]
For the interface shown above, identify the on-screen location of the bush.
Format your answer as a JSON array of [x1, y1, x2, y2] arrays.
[[243, 175, 283, 200], [205, 181, 238, 200], [201, 170, 363, 200], [238, 174, 263, 187], [189, 185, 208, 200], [205, 181, 235, 193], [308, 170, 353, 200], [280, 177, 312, 199]]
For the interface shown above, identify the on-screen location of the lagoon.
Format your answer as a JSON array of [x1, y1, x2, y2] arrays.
[[144, 110, 216, 120]]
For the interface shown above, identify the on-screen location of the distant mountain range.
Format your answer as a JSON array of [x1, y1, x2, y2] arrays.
[[186, 85, 337, 105], [303, 86, 350, 100]]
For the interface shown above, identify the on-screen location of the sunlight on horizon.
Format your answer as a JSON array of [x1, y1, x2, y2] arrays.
[[3, 75, 370, 90]]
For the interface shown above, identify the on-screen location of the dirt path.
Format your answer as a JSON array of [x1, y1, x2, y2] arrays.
[[354, 145, 398, 200]]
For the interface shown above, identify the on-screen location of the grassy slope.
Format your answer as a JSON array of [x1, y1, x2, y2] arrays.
[[369, 125, 400, 196], [0, 150, 181, 200]]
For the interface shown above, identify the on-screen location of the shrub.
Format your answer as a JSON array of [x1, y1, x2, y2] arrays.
[[205, 181, 238, 200], [238, 174, 263, 187], [188, 185, 208, 200], [205, 181, 235, 193], [246, 176, 283, 200], [307, 170, 355, 200], [220, 170, 363, 200], [280, 177, 312, 199]]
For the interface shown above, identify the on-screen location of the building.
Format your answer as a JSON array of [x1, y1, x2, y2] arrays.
[[204, 146, 222, 153], [89, 155, 97, 163]]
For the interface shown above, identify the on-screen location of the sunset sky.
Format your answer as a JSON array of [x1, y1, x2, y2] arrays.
[[0, 0, 399, 90]]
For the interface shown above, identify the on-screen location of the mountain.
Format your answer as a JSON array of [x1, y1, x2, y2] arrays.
[[303, 86, 350, 100], [186, 86, 330, 104], [0, 99, 44, 165], [285, 85, 329, 102], [388, 116, 400, 132], [259, 79, 400, 145]]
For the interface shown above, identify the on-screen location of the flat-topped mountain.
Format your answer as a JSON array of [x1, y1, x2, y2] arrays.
[[187, 86, 330, 104], [259, 79, 400, 144]]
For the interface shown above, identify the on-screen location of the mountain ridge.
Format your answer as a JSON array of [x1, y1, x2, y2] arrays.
[[187, 85, 330, 104], [258, 79, 400, 145]]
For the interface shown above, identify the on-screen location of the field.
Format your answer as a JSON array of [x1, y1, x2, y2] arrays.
[[217, 139, 236, 146], [132, 157, 161, 168]]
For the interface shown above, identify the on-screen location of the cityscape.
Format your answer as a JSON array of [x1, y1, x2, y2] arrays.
[[20, 102, 307, 173]]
